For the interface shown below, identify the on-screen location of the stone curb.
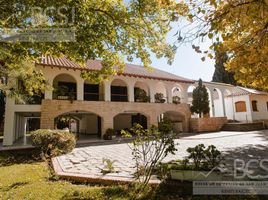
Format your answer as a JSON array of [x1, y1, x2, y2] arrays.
[[52, 157, 161, 185]]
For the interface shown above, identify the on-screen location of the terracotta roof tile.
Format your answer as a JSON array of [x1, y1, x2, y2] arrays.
[[37, 56, 194, 83]]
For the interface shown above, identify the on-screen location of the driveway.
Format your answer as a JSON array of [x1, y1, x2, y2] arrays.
[[53, 130, 268, 182]]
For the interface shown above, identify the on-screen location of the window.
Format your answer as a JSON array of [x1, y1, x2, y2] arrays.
[[252, 100, 258, 112], [235, 101, 247, 112], [84, 84, 99, 101], [111, 86, 128, 102]]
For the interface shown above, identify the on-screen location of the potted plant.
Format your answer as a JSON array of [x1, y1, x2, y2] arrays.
[[103, 128, 116, 140], [172, 96, 181, 104], [155, 93, 165, 103], [134, 88, 150, 102], [54, 85, 69, 100]]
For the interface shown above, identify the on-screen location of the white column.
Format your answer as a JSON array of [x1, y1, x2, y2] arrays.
[[104, 80, 111, 101], [207, 88, 215, 117], [45, 78, 53, 100], [3, 97, 15, 146], [77, 78, 84, 101], [245, 96, 253, 122], [128, 82, 135, 102], [220, 90, 226, 117]]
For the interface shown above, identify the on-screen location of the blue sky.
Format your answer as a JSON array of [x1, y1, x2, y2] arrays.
[[131, 23, 215, 82]]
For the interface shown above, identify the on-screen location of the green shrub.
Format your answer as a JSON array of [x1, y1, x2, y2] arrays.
[[204, 145, 223, 168], [30, 129, 76, 158], [103, 128, 116, 140], [187, 144, 205, 169]]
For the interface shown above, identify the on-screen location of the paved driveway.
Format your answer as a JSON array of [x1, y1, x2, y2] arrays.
[[54, 130, 268, 182]]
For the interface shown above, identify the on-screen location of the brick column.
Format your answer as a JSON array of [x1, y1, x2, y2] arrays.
[[101, 117, 113, 138], [167, 85, 173, 104], [148, 115, 158, 127], [149, 84, 155, 103]]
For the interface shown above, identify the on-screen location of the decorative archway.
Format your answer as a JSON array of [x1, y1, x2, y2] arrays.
[[54, 110, 103, 138], [158, 111, 187, 133], [187, 85, 196, 105], [171, 84, 184, 104], [134, 81, 150, 102], [53, 74, 77, 100], [212, 88, 224, 117], [110, 79, 128, 102], [113, 111, 148, 132], [84, 80, 104, 101]]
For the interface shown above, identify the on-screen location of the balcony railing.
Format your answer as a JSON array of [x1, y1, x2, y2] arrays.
[[54, 92, 77, 100], [111, 93, 128, 102], [84, 92, 104, 101]]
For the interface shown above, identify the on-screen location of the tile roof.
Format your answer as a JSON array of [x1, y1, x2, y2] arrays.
[[230, 86, 268, 96], [37, 56, 194, 83]]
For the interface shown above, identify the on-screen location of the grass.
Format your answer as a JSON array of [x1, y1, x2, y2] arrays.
[[0, 150, 266, 200]]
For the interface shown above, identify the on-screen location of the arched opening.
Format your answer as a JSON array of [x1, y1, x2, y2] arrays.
[[53, 74, 77, 100], [154, 82, 167, 103], [187, 85, 196, 105], [84, 80, 104, 101], [111, 79, 128, 102], [134, 81, 150, 102], [158, 111, 186, 133], [54, 110, 102, 138], [113, 111, 148, 133], [212, 88, 224, 117], [172, 85, 183, 104]]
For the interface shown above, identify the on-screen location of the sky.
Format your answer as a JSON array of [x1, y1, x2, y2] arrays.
[[130, 23, 216, 82]]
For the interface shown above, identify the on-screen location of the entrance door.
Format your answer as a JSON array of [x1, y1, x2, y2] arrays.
[[131, 114, 147, 129]]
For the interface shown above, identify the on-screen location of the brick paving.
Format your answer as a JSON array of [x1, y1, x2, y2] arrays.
[[54, 130, 268, 182]]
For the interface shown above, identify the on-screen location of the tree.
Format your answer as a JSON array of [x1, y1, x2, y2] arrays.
[[121, 122, 176, 190], [177, 0, 268, 90], [0, 0, 189, 98], [212, 50, 236, 85], [190, 79, 210, 118]]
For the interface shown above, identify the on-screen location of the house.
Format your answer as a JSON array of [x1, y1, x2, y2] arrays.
[[2, 56, 268, 146]]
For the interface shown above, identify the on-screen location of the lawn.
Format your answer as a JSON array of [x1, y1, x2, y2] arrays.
[[0, 150, 133, 200], [0, 150, 265, 200]]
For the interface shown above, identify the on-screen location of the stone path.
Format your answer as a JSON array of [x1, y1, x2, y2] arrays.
[[54, 130, 268, 182]]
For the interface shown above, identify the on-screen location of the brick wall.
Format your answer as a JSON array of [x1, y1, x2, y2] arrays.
[[40, 100, 192, 136], [190, 117, 227, 133]]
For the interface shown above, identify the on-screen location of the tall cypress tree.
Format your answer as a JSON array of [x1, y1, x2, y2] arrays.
[[212, 51, 236, 85], [190, 79, 210, 118]]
